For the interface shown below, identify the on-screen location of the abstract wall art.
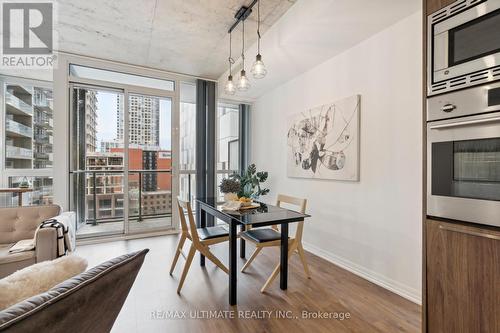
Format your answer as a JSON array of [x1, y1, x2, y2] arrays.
[[287, 94, 360, 181]]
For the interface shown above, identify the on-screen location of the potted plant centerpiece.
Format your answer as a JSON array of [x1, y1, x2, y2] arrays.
[[231, 164, 270, 206], [219, 178, 240, 202], [219, 164, 270, 206]]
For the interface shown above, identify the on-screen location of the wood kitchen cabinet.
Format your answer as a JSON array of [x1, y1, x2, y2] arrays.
[[425, 219, 500, 332]]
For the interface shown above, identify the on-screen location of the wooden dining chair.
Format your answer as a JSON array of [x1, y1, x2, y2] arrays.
[[170, 197, 230, 294], [240, 194, 310, 292]]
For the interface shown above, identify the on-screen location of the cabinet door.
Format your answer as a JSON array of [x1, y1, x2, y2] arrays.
[[426, 220, 500, 332]]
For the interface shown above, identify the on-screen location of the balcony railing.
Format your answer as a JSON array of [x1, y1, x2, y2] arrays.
[[5, 91, 32, 116], [34, 151, 50, 159], [34, 117, 53, 128], [6, 145, 32, 159], [34, 134, 52, 144], [71, 169, 172, 226], [5, 119, 32, 137]]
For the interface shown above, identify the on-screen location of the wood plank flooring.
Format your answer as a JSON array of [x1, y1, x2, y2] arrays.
[[75, 234, 421, 333]]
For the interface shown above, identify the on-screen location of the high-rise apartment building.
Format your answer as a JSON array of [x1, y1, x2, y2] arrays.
[[117, 95, 159, 149], [33, 88, 54, 169], [85, 90, 98, 152], [74, 88, 98, 152], [3, 84, 55, 206]]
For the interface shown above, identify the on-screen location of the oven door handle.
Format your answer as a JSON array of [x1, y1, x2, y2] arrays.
[[429, 116, 500, 129]]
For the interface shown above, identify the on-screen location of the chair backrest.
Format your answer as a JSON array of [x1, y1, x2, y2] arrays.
[[276, 194, 307, 242], [176, 197, 200, 243]]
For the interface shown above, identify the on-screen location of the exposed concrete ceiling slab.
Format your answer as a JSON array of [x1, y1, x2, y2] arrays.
[[55, 0, 296, 79], [218, 0, 421, 101]]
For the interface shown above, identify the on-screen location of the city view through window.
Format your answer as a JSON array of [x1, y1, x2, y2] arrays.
[[1, 80, 54, 208], [72, 87, 173, 237], [0, 76, 239, 238]]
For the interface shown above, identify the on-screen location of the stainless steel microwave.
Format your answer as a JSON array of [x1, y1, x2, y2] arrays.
[[428, 0, 500, 95], [427, 83, 500, 227]]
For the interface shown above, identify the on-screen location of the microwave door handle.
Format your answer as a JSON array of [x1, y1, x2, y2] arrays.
[[429, 116, 500, 129]]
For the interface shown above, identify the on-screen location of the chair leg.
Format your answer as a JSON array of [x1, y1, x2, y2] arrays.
[[177, 244, 196, 294], [200, 246, 229, 274], [297, 243, 311, 278], [261, 263, 280, 293], [261, 244, 296, 293], [170, 234, 186, 275], [241, 246, 262, 272]]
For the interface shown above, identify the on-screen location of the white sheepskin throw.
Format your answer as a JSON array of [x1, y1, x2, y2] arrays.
[[0, 255, 88, 310]]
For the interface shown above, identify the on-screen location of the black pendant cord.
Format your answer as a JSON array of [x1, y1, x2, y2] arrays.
[[257, 0, 261, 55], [228, 32, 234, 75], [241, 20, 245, 70]]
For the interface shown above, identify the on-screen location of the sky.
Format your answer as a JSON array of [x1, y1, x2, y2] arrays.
[[95, 92, 172, 151]]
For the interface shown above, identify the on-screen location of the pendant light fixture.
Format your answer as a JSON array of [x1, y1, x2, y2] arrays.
[[237, 20, 251, 91], [224, 32, 236, 95], [251, 0, 267, 79]]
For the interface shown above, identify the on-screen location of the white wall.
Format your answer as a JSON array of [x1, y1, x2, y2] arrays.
[[251, 11, 422, 303]]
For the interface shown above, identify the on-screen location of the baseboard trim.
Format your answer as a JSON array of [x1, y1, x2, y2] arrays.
[[302, 241, 421, 305]]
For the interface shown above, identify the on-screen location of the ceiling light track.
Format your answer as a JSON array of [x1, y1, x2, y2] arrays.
[[228, 0, 258, 34], [225, 0, 267, 95]]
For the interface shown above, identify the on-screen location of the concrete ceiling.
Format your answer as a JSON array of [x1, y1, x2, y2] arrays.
[[55, 0, 296, 79], [218, 0, 421, 101]]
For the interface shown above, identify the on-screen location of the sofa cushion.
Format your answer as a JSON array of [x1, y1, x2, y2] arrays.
[[0, 205, 61, 244], [0, 249, 148, 333], [0, 245, 36, 279], [0, 244, 35, 265], [0, 254, 88, 310]]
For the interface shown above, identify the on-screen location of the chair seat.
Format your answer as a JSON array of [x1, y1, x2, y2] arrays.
[[197, 226, 229, 240], [241, 228, 282, 243]]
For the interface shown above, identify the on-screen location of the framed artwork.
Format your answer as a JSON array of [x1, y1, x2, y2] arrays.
[[287, 94, 360, 181]]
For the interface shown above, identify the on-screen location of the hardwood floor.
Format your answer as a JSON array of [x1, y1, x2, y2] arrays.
[[76, 234, 421, 333]]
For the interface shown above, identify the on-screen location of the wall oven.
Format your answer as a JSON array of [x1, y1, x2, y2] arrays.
[[428, 0, 500, 95], [427, 83, 500, 227]]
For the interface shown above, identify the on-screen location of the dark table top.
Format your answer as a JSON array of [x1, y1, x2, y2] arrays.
[[196, 197, 311, 226]]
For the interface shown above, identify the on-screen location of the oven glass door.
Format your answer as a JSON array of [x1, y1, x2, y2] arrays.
[[432, 137, 500, 201], [448, 8, 500, 67]]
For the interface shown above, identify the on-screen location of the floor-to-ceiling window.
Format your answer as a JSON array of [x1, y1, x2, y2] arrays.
[[67, 64, 179, 239], [0, 76, 54, 207], [216, 102, 240, 202], [179, 83, 197, 206], [70, 86, 126, 237]]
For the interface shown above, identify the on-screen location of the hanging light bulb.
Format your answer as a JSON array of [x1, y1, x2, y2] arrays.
[[251, 0, 267, 79], [225, 75, 236, 95], [237, 20, 251, 91], [237, 70, 250, 91], [224, 32, 236, 95], [251, 54, 267, 79]]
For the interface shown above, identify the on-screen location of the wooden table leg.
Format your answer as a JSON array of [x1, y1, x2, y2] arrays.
[[240, 224, 246, 259], [280, 223, 289, 290], [229, 220, 237, 305], [18, 192, 23, 206]]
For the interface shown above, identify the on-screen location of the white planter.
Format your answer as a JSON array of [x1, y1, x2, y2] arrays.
[[224, 193, 238, 202]]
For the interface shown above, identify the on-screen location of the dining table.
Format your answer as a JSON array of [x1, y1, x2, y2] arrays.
[[196, 197, 311, 306]]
